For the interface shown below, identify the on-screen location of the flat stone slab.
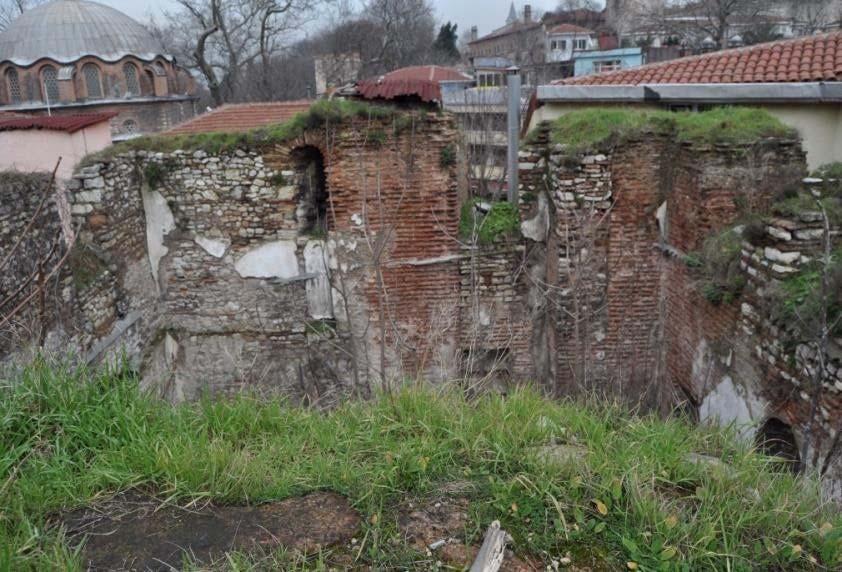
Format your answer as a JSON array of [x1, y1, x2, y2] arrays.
[[63, 491, 360, 571]]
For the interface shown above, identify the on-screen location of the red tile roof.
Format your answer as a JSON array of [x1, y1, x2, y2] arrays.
[[555, 31, 842, 85], [357, 66, 472, 103], [0, 112, 116, 133], [548, 24, 593, 35], [167, 101, 312, 135]]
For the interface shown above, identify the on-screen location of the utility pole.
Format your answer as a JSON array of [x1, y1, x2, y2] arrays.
[[506, 66, 521, 206]]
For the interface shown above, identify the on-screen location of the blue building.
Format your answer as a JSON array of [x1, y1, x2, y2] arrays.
[[573, 47, 643, 77]]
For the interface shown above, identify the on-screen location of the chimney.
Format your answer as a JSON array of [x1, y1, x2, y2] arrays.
[[524, 4, 532, 22], [471, 25, 478, 42]]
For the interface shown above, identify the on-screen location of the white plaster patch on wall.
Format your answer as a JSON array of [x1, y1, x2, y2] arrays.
[[141, 186, 175, 290], [194, 235, 230, 259], [656, 201, 668, 240], [234, 240, 300, 279], [699, 375, 766, 442], [304, 240, 334, 319], [521, 191, 550, 242]]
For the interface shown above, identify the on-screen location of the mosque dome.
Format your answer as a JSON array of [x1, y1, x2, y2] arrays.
[[0, 0, 169, 66]]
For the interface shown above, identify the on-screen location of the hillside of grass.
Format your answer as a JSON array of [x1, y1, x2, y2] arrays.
[[547, 107, 797, 155], [1, 360, 840, 570]]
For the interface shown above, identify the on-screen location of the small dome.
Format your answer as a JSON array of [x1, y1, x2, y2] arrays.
[[0, 0, 170, 66]]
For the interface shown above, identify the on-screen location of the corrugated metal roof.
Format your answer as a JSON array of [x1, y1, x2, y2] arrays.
[[0, 112, 116, 133], [167, 101, 312, 135], [357, 66, 472, 103], [0, 0, 170, 66]]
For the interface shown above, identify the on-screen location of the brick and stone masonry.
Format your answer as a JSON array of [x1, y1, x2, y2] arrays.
[[2, 110, 842, 497]]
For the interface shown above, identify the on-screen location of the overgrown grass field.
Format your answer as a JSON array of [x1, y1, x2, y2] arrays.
[[2, 360, 841, 570]]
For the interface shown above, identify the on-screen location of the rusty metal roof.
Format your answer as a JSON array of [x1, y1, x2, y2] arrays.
[[357, 66, 472, 103], [0, 112, 116, 133]]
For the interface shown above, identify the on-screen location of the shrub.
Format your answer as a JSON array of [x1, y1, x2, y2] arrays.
[[691, 228, 747, 305], [742, 218, 769, 246], [143, 161, 176, 189], [773, 193, 842, 226], [439, 144, 457, 168], [770, 251, 842, 340], [459, 199, 521, 244]]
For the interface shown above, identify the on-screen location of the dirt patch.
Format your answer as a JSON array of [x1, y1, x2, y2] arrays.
[[397, 491, 538, 572], [62, 491, 360, 571]]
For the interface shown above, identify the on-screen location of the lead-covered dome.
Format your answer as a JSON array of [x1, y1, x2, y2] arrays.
[[0, 0, 170, 66]]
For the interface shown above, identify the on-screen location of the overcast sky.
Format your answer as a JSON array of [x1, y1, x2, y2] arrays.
[[98, 0, 577, 40]]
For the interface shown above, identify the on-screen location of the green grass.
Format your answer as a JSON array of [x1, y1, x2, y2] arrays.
[[771, 249, 842, 340], [79, 100, 410, 167], [460, 199, 521, 245], [549, 107, 796, 155], [2, 360, 841, 570]]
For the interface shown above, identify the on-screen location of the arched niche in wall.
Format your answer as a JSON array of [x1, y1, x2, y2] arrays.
[[291, 146, 329, 236], [756, 417, 802, 474]]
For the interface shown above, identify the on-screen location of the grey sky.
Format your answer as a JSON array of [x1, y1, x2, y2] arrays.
[[97, 0, 576, 40]]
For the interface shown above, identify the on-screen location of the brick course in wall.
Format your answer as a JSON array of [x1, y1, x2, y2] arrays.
[[10, 111, 464, 402]]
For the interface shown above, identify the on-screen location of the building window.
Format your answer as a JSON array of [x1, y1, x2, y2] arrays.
[[593, 60, 622, 72], [122, 119, 138, 134], [575, 39, 588, 50], [123, 63, 140, 96], [83, 63, 103, 99], [41, 65, 59, 102], [5, 68, 21, 103]]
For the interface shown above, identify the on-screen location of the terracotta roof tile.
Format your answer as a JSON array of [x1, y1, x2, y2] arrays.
[[554, 31, 842, 86], [167, 101, 312, 135], [548, 23, 593, 35]]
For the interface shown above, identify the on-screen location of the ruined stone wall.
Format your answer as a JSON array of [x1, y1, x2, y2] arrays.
[[47, 113, 461, 401], [0, 172, 73, 357], [458, 244, 533, 387]]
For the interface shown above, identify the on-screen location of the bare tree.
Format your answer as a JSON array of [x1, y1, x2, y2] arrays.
[[363, 0, 436, 73], [556, 0, 602, 10], [161, 0, 326, 105], [785, 0, 841, 34], [0, 0, 44, 32], [677, 0, 766, 49]]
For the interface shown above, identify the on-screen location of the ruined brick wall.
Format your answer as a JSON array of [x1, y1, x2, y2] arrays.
[[47, 112, 461, 401], [518, 135, 667, 399], [661, 141, 807, 411], [261, 115, 463, 381], [517, 130, 811, 402], [518, 128, 842, 497]]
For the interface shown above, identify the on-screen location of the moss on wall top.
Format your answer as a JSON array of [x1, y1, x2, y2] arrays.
[[547, 107, 797, 155], [79, 100, 420, 167]]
